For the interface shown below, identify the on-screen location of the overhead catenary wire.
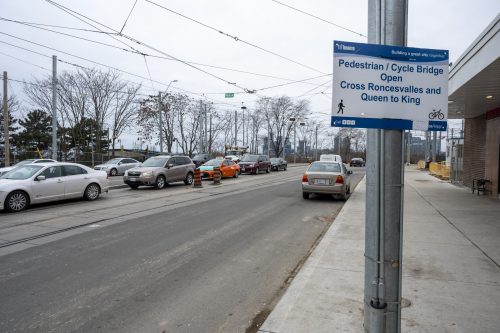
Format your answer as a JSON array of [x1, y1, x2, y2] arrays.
[[0, 16, 330, 88], [144, 0, 327, 74], [270, 0, 367, 38], [45, 0, 253, 94], [120, 0, 139, 34]]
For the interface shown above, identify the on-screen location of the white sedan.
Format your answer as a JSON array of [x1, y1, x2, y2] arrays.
[[0, 162, 109, 212], [0, 159, 57, 177]]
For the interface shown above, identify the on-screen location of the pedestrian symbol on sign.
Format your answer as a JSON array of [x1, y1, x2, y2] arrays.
[[337, 99, 345, 114]]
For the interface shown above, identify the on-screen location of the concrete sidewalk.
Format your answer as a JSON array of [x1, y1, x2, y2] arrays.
[[259, 167, 500, 332]]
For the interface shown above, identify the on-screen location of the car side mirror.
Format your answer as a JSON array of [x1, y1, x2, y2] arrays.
[[167, 163, 174, 168], [118, 162, 122, 165], [347, 170, 353, 175], [36, 175, 46, 181]]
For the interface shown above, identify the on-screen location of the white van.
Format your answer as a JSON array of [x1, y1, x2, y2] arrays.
[[320, 154, 342, 163]]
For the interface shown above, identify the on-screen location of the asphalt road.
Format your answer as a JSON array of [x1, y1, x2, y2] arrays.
[[0, 166, 365, 333]]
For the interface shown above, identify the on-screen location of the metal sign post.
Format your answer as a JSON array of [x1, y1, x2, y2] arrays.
[[330, 1, 449, 332]]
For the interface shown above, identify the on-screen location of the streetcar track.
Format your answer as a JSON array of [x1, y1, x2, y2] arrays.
[[0, 173, 301, 249]]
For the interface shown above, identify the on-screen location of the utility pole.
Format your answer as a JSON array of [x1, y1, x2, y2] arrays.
[[432, 131, 437, 162], [204, 103, 208, 153], [52, 56, 58, 160], [315, 124, 319, 161], [158, 92, 163, 153], [2, 71, 9, 167], [364, 1, 407, 332], [294, 121, 297, 163], [209, 111, 213, 154], [199, 100, 203, 153], [234, 110, 238, 146]]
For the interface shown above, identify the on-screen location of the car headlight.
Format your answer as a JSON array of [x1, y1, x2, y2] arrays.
[[141, 171, 153, 177]]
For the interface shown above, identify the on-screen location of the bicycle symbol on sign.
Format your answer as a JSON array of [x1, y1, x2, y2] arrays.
[[428, 109, 444, 120]]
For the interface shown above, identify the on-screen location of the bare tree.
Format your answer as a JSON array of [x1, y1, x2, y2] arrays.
[[257, 96, 310, 157], [110, 84, 141, 156]]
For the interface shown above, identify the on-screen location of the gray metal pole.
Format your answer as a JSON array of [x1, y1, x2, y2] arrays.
[[2, 71, 10, 167], [365, 1, 407, 332], [199, 100, 204, 153], [293, 122, 297, 163], [315, 124, 318, 161], [234, 110, 238, 146], [158, 92, 163, 153], [204, 103, 208, 153], [52, 56, 58, 160], [406, 131, 411, 165]]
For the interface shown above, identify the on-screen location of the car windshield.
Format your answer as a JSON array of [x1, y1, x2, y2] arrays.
[[240, 155, 258, 162], [105, 158, 122, 165], [142, 157, 168, 167], [203, 159, 221, 166], [308, 162, 341, 173], [270, 158, 279, 162], [0, 165, 44, 179]]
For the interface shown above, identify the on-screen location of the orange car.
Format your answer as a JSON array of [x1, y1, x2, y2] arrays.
[[198, 158, 240, 179]]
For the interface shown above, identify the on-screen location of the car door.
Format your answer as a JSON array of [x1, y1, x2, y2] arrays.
[[31, 165, 65, 203], [164, 157, 177, 182], [174, 157, 188, 181], [62, 165, 89, 198]]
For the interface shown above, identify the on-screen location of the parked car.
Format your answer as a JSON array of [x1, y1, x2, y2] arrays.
[[199, 158, 240, 179], [192, 153, 213, 167], [350, 158, 365, 167], [123, 155, 195, 189], [238, 154, 271, 174], [301, 161, 352, 200], [0, 159, 58, 177], [93, 157, 141, 176], [0, 162, 109, 212], [270, 157, 288, 171]]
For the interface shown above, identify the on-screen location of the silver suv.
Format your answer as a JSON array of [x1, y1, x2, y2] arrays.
[[123, 155, 195, 189]]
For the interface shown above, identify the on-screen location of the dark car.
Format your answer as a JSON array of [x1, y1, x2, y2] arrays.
[[239, 154, 271, 174], [270, 157, 287, 171], [192, 153, 213, 167], [350, 158, 365, 167]]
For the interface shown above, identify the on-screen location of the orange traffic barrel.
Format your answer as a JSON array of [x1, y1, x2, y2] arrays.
[[213, 166, 221, 185], [193, 168, 203, 188]]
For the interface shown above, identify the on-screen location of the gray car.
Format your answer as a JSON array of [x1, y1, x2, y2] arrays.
[[94, 157, 141, 176], [123, 155, 195, 189], [301, 161, 352, 200]]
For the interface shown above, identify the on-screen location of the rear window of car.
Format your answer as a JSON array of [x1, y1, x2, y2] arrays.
[[143, 157, 169, 167], [241, 155, 259, 162], [308, 163, 341, 173], [64, 165, 87, 175]]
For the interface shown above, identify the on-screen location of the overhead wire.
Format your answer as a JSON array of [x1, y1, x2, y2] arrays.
[[145, 0, 327, 74], [270, 0, 367, 38], [45, 0, 254, 94], [0, 16, 329, 87], [120, 0, 139, 34]]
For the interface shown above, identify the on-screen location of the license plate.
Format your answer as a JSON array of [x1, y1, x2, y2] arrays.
[[129, 177, 137, 182], [242, 168, 246, 171], [314, 179, 328, 185]]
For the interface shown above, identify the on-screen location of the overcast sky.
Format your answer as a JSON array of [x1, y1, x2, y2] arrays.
[[1, 0, 499, 146]]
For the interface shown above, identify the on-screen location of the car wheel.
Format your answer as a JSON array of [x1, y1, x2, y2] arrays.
[[284, 166, 287, 171], [84, 183, 100, 201], [184, 172, 194, 185], [6, 190, 29, 212], [110, 168, 118, 176], [129, 185, 139, 189], [302, 192, 310, 200], [234, 170, 239, 178], [155, 175, 166, 189], [254, 167, 259, 175], [266, 166, 271, 173]]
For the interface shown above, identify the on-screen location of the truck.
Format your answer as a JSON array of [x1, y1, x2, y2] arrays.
[[224, 145, 248, 162]]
